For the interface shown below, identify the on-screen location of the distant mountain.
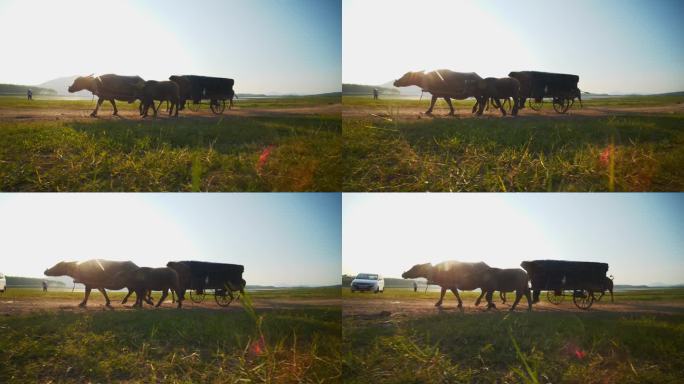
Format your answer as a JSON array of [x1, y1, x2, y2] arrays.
[[6, 276, 66, 288], [0, 83, 57, 96], [343, 83, 399, 96], [37, 75, 90, 97]]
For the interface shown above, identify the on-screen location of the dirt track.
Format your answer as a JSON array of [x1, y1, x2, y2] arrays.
[[0, 103, 341, 122], [343, 103, 684, 121], [0, 296, 341, 316], [343, 296, 684, 319]]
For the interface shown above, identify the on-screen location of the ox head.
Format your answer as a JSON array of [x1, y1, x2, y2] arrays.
[[44, 261, 76, 277], [393, 71, 424, 88], [68, 74, 95, 93], [402, 263, 432, 279]]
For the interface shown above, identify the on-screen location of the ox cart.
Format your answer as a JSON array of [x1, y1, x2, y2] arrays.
[[521, 260, 609, 310], [175, 261, 245, 307], [183, 75, 236, 114], [509, 71, 582, 114]]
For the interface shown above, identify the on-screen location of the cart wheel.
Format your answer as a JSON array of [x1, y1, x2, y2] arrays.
[[189, 290, 205, 303], [546, 290, 565, 305], [187, 101, 201, 112], [210, 99, 226, 114], [572, 289, 593, 310], [552, 97, 571, 113], [215, 291, 234, 307], [528, 98, 544, 111]]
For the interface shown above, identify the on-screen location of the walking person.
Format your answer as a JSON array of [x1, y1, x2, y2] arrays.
[[372, 88, 379, 100], [27, 88, 33, 101], [42, 280, 48, 292]]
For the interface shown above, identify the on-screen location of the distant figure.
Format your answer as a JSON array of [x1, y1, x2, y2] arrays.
[[42, 280, 48, 292], [27, 89, 33, 101], [413, 281, 417, 292], [372, 88, 379, 100]]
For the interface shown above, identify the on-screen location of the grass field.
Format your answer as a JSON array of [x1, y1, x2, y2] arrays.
[[343, 288, 684, 383], [343, 95, 684, 191], [0, 96, 341, 191], [0, 288, 341, 383]]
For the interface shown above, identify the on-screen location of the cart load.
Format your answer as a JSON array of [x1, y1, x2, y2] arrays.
[[172, 74, 236, 114], [167, 260, 245, 307], [521, 259, 609, 309], [508, 71, 582, 113]]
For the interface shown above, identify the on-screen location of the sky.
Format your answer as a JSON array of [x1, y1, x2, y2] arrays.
[[343, 193, 684, 286], [0, 193, 341, 286], [0, 0, 341, 94], [343, 0, 684, 94]]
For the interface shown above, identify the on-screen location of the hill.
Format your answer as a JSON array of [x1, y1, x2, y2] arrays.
[[37, 75, 90, 97], [0, 84, 57, 96], [5, 276, 66, 288], [343, 83, 399, 96]]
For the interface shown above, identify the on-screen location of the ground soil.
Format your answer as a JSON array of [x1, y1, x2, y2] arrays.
[[0, 295, 341, 316], [343, 295, 684, 320]]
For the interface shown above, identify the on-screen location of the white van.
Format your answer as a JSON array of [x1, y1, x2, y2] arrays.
[[0, 272, 6, 293], [350, 273, 385, 293]]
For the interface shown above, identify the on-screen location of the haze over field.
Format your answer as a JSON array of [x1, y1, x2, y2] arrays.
[[0, 0, 341, 95], [343, 0, 684, 94], [0, 193, 342, 286], [342, 193, 684, 286]]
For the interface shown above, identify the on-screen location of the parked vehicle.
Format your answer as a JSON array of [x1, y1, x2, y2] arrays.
[[0, 272, 6, 293], [350, 273, 384, 293]]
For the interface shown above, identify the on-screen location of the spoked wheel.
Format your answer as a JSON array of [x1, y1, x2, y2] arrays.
[[187, 100, 201, 112], [214, 289, 234, 307], [210, 99, 226, 114], [572, 289, 594, 310], [529, 98, 544, 111], [189, 289, 206, 303], [546, 290, 565, 305], [552, 97, 571, 113]]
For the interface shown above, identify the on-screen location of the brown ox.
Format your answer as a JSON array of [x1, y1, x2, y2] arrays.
[[68, 74, 144, 117]]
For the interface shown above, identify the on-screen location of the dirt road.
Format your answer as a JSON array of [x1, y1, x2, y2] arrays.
[[343, 296, 684, 319], [0, 296, 341, 316], [343, 103, 684, 121], [0, 103, 341, 122]]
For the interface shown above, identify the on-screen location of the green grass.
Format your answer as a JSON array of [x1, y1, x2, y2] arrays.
[[0, 115, 340, 191], [0, 288, 341, 383], [343, 108, 684, 191], [343, 309, 684, 383]]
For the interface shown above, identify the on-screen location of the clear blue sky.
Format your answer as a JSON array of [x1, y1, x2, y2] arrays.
[[343, 193, 684, 285], [0, 193, 341, 286], [343, 0, 684, 94], [0, 0, 341, 94]]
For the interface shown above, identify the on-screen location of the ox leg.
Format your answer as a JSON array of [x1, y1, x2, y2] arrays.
[[475, 291, 485, 306], [98, 288, 112, 307], [485, 290, 496, 310], [476, 97, 486, 116], [435, 287, 446, 307], [143, 290, 154, 305], [524, 288, 533, 311], [532, 289, 540, 303], [110, 99, 118, 116], [451, 288, 464, 311], [444, 97, 455, 115], [91, 98, 104, 117], [510, 290, 524, 311], [425, 95, 437, 115], [500, 291, 507, 304], [176, 289, 185, 309], [79, 286, 92, 307], [493, 98, 506, 116], [156, 289, 169, 307], [121, 289, 132, 304], [512, 96, 519, 116]]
